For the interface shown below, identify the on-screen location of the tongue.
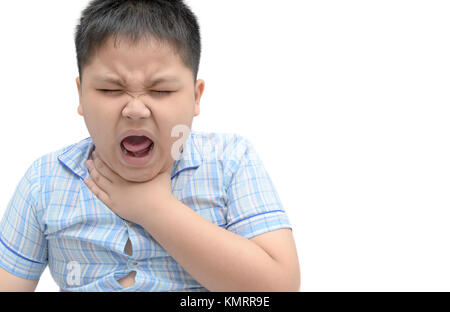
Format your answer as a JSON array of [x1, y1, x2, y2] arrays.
[[122, 136, 152, 153]]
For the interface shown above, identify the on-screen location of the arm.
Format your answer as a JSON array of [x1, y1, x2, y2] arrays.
[[0, 161, 48, 292], [250, 228, 301, 291], [142, 196, 300, 292], [0, 267, 39, 292], [84, 138, 300, 291]]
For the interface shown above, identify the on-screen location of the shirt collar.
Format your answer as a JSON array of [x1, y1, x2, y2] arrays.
[[57, 131, 203, 181]]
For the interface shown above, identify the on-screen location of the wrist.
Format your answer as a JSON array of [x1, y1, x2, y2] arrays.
[[142, 192, 179, 228]]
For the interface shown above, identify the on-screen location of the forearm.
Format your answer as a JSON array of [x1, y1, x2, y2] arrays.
[[0, 267, 39, 292], [141, 196, 287, 292]]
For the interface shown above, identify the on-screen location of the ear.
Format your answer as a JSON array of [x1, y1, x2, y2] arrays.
[[76, 77, 83, 116], [194, 79, 205, 117]]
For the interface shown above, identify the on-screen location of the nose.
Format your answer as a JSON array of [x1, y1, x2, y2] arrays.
[[122, 91, 151, 120]]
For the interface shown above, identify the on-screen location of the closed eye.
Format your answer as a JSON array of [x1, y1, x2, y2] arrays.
[[97, 89, 174, 96], [98, 89, 123, 94], [150, 91, 173, 95]]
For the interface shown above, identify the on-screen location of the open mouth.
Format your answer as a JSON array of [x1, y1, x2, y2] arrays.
[[120, 136, 155, 158]]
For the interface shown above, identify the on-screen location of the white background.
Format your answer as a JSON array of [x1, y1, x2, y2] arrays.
[[0, 0, 449, 291]]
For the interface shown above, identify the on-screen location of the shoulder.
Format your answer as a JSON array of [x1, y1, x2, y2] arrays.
[[25, 138, 92, 188], [190, 130, 254, 162], [189, 131, 260, 185], [6, 139, 89, 221]]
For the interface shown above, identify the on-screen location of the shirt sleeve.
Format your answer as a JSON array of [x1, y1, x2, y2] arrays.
[[0, 160, 48, 280], [225, 137, 292, 239]]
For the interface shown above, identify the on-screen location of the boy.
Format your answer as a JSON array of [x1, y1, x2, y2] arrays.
[[0, 0, 300, 292]]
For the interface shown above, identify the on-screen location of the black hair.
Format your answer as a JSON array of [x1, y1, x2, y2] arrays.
[[75, 0, 201, 83]]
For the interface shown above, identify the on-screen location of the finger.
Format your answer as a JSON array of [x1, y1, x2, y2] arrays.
[[92, 152, 116, 184], [84, 177, 110, 206], [86, 160, 113, 192]]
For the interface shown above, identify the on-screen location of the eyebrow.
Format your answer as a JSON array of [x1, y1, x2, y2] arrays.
[[93, 75, 179, 86]]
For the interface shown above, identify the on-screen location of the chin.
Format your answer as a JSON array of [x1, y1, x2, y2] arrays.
[[120, 172, 156, 183]]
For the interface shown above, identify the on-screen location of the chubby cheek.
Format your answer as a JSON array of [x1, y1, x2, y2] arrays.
[[159, 117, 193, 156], [83, 104, 118, 158], [157, 131, 179, 163], [83, 99, 111, 129]]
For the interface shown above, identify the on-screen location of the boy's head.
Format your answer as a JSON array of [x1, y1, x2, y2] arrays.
[[74, 0, 205, 183]]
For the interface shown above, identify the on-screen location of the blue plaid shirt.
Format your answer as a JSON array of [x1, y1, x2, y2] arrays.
[[0, 131, 292, 292]]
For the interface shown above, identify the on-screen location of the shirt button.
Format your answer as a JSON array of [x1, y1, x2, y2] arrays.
[[128, 260, 139, 269]]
